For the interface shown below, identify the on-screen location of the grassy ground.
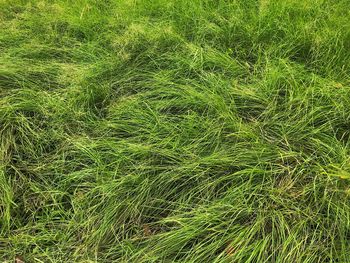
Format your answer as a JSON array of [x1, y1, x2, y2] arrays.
[[1, 0, 350, 262]]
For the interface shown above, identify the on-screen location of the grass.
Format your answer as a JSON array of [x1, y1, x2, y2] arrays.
[[1, 0, 350, 262]]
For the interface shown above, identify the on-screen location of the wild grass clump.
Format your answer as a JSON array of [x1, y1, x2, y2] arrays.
[[1, 0, 350, 262]]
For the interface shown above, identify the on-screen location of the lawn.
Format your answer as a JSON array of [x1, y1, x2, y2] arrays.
[[1, 0, 350, 262]]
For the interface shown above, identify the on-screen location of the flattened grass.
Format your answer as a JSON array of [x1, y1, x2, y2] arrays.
[[1, 0, 350, 262]]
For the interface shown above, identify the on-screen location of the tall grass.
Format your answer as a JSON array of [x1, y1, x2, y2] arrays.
[[1, 0, 350, 262]]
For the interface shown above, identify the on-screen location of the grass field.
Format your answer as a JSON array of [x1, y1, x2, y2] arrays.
[[1, 0, 350, 262]]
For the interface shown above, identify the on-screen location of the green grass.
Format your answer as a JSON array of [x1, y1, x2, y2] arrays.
[[1, 0, 350, 262]]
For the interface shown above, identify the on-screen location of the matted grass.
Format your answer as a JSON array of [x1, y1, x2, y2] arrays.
[[1, 0, 350, 262]]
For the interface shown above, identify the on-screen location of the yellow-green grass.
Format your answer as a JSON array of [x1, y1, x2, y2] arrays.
[[1, 0, 350, 262]]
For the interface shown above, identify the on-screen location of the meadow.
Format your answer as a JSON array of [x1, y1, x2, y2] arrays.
[[1, 0, 350, 262]]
